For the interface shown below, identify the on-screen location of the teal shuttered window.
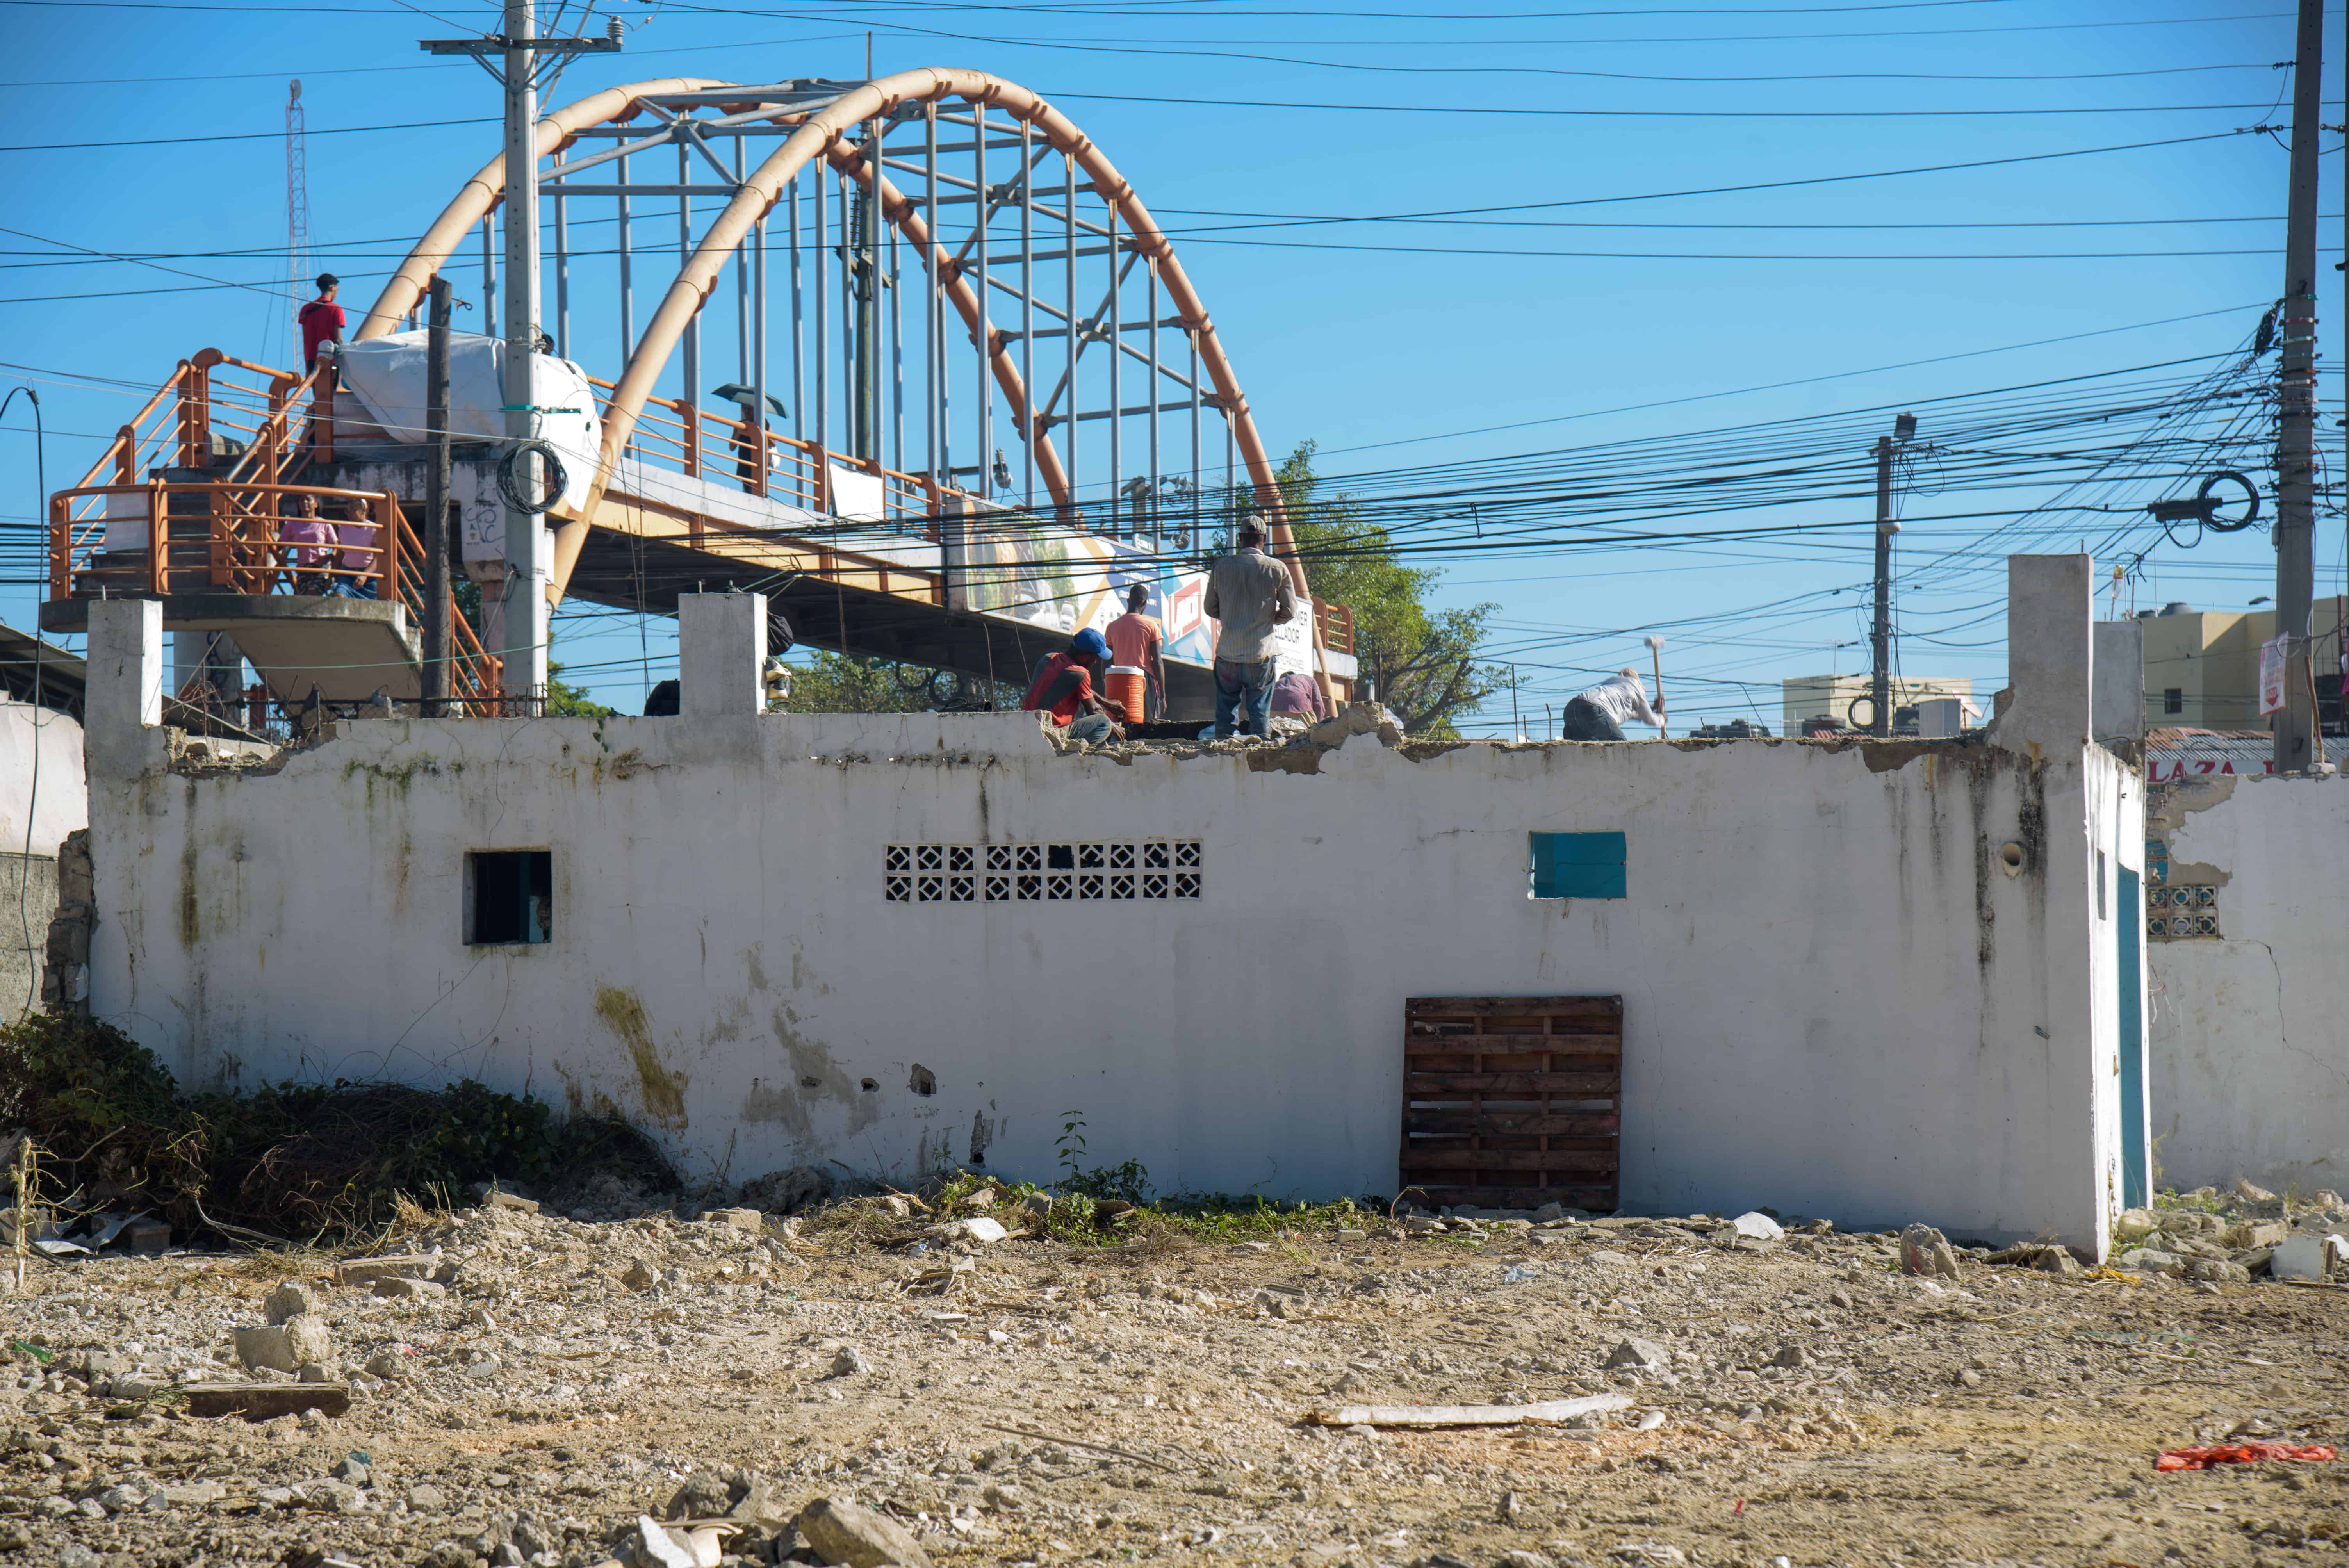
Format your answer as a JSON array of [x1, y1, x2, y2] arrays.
[[1529, 831, 1626, 899]]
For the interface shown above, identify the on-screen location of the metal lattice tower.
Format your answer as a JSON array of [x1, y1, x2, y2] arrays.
[[284, 79, 308, 318]]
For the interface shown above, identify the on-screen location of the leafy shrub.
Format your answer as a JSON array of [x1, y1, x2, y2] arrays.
[[0, 1012, 672, 1242]]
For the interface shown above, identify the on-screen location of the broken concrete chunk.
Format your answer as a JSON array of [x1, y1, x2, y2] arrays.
[[797, 1497, 934, 1568], [2225, 1220, 2290, 1251], [2233, 1178, 2278, 1204], [235, 1315, 331, 1374], [738, 1165, 834, 1216], [1985, 1242, 2081, 1276], [2184, 1259, 2251, 1285], [727, 1477, 795, 1532], [633, 1515, 698, 1568], [1729, 1212, 1785, 1242], [1604, 1338, 1669, 1370], [334, 1252, 439, 1286], [829, 1346, 871, 1378], [1899, 1224, 1962, 1280], [1767, 1342, 1811, 1369], [939, 1216, 1009, 1244], [623, 1261, 664, 1291], [121, 1218, 169, 1255], [263, 1283, 316, 1326], [701, 1208, 761, 1232], [372, 1276, 448, 1301], [2271, 1233, 2347, 1280]]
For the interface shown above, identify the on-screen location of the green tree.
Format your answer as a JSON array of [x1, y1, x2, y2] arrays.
[[1275, 440, 1503, 739], [545, 662, 612, 718]]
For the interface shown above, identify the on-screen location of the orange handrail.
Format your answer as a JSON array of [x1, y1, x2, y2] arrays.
[[48, 481, 400, 602]]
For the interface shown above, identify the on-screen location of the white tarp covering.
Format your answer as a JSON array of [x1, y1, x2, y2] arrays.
[[331, 332, 602, 515]]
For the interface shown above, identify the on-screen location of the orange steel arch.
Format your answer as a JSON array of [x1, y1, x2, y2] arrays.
[[357, 77, 729, 343], [361, 69, 1324, 677]]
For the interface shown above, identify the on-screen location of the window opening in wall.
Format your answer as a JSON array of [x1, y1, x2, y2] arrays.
[[1529, 832, 1627, 900], [887, 841, 1201, 902], [467, 851, 552, 945], [2163, 689, 2184, 715]]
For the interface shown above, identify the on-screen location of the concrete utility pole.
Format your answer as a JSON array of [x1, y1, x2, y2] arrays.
[[2274, 0, 2324, 773], [423, 276, 453, 718], [421, 6, 620, 713], [1870, 412, 1915, 736], [499, 0, 545, 710]]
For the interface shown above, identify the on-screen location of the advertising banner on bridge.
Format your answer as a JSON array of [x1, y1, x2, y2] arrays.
[[944, 506, 1317, 674]]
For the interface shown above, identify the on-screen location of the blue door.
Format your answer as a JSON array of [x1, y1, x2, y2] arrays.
[[2117, 866, 2149, 1208]]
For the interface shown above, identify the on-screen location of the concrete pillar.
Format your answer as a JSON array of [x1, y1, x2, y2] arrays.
[[678, 592, 769, 718], [86, 599, 163, 776], [2092, 619, 2144, 748], [1992, 554, 2093, 757]]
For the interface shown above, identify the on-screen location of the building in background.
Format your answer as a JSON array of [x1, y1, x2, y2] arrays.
[[0, 624, 88, 1019], [1780, 674, 1975, 736], [2138, 597, 2347, 732]]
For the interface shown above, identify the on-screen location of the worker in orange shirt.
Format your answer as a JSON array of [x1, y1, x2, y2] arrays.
[[1102, 583, 1166, 723]]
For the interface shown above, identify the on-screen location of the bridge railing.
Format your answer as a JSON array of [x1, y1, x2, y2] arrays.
[[388, 509, 503, 709], [1315, 599, 1355, 659], [586, 378, 950, 530], [48, 481, 402, 601]]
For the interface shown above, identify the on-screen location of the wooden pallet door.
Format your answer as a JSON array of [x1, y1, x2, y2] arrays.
[[1400, 996, 1622, 1212]]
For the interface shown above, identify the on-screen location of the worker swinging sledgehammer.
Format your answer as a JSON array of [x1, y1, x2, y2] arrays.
[[1561, 659, 1667, 741]]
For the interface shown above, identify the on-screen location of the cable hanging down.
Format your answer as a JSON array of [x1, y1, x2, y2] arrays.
[[497, 440, 569, 516]]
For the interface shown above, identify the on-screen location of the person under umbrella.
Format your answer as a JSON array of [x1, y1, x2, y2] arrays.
[[713, 384, 789, 495]]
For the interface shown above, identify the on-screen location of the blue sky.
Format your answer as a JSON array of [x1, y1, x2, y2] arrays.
[[0, 0, 2337, 725]]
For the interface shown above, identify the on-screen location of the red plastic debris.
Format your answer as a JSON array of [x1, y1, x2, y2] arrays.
[[2155, 1441, 2337, 1472]]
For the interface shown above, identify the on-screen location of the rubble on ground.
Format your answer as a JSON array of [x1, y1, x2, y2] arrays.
[[0, 1178, 2340, 1568]]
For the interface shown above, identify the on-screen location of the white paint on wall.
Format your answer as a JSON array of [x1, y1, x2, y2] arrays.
[[78, 665, 2136, 1250], [2150, 774, 2349, 1196], [0, 700, 85, 859]]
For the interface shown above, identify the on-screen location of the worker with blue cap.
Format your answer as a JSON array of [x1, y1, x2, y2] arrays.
[[1021, 625, 1128, 744]]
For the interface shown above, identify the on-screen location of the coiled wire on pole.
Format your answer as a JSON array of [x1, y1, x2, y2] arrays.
[[497, 439, 569, 515]]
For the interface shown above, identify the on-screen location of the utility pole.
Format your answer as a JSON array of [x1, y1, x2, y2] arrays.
[[2274, 0, 2324, 773], [421, 6, 620, 713], [1870, 412, 1915, 737], [423, 276, 453, 718]]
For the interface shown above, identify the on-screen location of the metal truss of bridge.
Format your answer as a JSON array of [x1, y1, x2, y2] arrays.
[[43, 69, 1355, 725]]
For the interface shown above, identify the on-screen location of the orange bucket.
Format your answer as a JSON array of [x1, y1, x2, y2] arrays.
[[1106, 667, 1146, 721]]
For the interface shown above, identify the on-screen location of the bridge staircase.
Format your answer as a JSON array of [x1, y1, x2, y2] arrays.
[[41, 349, 502, 726]]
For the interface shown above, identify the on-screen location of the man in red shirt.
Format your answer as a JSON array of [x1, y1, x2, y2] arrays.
[[1022, 627, 1126, 743], [1102, 583, 1166, 722], [298, 274, 345, 372]]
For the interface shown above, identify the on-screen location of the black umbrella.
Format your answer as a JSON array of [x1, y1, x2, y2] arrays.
[[712, 383, 788, 419]]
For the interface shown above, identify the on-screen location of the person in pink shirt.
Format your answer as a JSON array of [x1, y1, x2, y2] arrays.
[[278, 493, 335, 595], [335, 504, 380, 599]]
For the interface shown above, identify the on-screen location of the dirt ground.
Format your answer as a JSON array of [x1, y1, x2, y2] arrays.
[[3, 1196, 2345, 1568]]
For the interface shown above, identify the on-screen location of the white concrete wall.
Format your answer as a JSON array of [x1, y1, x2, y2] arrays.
[[0, 700, 86, 860], [2149, 774, 2349, 1197], [77, 587, 2137, 1250]]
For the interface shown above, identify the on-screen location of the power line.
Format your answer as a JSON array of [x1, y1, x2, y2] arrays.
[[0, 116, 494, 155]]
